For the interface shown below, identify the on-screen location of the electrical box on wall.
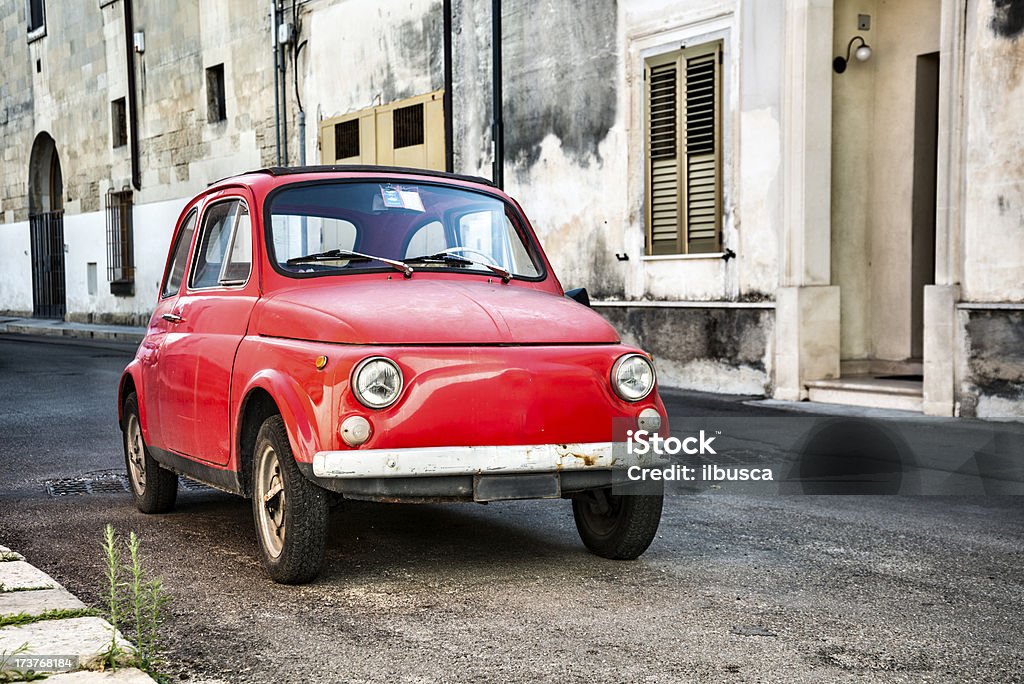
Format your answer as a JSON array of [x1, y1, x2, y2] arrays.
[[858, 14, 871, 31], [277, 22, 295, 45]]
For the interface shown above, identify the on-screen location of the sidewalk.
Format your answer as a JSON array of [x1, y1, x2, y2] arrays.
[[0, 317, 145, 345], [0, 545, 154, 682]]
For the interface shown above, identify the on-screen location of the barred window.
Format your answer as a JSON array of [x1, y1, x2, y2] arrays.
[[106, 189, 135, 296], [644, 41, 723, 255]]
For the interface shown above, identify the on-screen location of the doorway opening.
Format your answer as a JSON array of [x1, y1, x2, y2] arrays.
[[28, 132, 66, 319], [910, 52, 939, 359]]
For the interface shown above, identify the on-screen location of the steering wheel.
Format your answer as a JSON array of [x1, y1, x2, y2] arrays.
[[437, 247, 502, 267]]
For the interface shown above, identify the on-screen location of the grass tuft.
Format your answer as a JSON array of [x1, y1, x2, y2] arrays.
[[0, 608, 97, 629], [97, 525, 171, 680]]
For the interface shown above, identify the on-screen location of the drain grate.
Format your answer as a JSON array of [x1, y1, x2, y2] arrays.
[[46, 474, 130, 497], [179, 477, 212, 492], [44, 473, 213, 497]]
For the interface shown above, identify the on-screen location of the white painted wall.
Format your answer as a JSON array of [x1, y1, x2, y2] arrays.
[[0, 223, 34, 315], [0, 197, 187, 319], [62, 197, 187, 319]]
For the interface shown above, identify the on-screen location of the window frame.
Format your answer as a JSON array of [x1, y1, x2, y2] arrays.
[[205, 63, 227, 124], [26, 0, 46, 41], [105, 189, 135, 294], [643, 39, 724, 256], [160, 209, 199, 300], [187, 197, 253, 292], [263, 179, 548, 283], [111, 98, 128, 148]]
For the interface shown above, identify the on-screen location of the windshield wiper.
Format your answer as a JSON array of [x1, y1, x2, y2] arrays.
[[286, 249, 413, 278], [405, 251, 512, 283]]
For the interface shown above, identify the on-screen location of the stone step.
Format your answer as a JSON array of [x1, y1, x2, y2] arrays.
[[806, 376, 924, 412]]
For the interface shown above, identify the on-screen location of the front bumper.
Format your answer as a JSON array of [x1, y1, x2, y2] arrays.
[[311, 442, 658, 479]]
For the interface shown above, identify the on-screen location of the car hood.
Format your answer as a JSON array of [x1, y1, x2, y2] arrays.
[[252, 278, 620, 345]]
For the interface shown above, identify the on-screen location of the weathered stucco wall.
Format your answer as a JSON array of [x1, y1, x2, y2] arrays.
[[961, 0, 1024, 303], [598, 305, 773, 394], [959, 309, 1024, 418], [449, 0, 776, 391], [301, 0, 444, 164]]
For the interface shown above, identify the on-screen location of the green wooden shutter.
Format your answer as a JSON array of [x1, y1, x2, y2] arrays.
[[645, 42, 722, 255]]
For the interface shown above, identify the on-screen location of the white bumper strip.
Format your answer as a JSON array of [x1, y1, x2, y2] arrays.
[[312, 442, 656, 479]]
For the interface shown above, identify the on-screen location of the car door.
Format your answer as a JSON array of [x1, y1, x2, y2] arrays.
[[141, 208, 199, 453], [160, 192, 259, 465]]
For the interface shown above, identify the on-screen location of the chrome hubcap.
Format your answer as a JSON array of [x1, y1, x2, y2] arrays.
[[255, 444, 287, 558], [126, 414, 147, 496]]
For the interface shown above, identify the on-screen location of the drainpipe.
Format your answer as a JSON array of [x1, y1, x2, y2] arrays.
[[123, 0, 141, 190], [491, 0, 503, 188], [279, 29, 288, 166], [271, 0, 281, 166], [443, 0, 454, 173], [292, 0, 306, 168]]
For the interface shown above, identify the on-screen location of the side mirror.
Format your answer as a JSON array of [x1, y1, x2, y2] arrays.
[[564, 287, 590, 307]]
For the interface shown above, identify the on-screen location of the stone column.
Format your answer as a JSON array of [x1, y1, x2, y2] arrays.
[[774, 0, 840, 401]]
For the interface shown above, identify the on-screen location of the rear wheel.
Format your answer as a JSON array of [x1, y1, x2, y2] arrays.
[[122, 393, 178, 514], [572, 484, 663, 560], [251, 415, 328, 584]]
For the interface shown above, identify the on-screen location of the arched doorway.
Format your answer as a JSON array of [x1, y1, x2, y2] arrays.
[[28, 132, 66, 319]]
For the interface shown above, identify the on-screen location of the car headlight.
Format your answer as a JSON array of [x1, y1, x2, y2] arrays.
[[611, 353, 656, 402], [352, 357, 404, 409]]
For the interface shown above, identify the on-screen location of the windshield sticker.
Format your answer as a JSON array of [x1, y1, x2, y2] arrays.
[[380, 185, 404, 208], [379, 184, 425, 212], [398, 187, 425, 212]]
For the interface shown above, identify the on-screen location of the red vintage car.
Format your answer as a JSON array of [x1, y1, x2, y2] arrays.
[[118, 166, 669, 583]]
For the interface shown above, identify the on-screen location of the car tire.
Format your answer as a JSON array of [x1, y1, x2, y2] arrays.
[[572, 484, 663, 560], [251, 415, 328, 584], [122, 393, 178, 514]]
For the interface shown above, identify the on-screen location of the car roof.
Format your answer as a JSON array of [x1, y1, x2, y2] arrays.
[[209, 165, 496, 191]]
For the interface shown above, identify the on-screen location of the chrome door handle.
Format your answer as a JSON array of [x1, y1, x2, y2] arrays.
[[162, 313, 183, 323]]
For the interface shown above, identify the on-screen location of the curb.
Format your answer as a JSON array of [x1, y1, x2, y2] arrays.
[[0, 319, 145, 346], [0, 544, 155, 683]]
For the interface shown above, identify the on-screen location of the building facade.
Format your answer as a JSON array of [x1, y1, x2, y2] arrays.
[[0, 0, 1022, 418]]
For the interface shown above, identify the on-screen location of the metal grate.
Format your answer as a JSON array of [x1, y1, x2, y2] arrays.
[[334, 119, 360, 160], [29, 210, 66, 319], [44, 474, 212, 497], [45, 474, 130, 497], [105, 189, 135, 292], [393, 103, 424, 149]]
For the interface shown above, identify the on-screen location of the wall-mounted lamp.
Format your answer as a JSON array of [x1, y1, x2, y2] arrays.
[[833, 36, 872, 73]]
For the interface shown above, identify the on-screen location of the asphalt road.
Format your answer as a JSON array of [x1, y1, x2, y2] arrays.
[[0, 334, 1022, 683]]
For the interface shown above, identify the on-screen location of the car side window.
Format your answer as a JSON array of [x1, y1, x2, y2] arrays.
[[222, 204, 252, 285], [404, 220, 446, 257], [457, 210, 540, 277], [189, 199, 252, 289], [271, 215, 357, 260], [161, 210, 198, 298]]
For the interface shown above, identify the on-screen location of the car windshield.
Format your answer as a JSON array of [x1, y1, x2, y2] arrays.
[[267, 181, 543, 279]]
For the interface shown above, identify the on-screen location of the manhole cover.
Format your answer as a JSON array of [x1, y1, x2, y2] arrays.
[[44, 474, 213, 497], [46, 474, 129, 497]]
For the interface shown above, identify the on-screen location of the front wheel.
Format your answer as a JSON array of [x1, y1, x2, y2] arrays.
[[122, 393, 178, 514], [572, 484, 663, 560], [251, 415, 329, 584]]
